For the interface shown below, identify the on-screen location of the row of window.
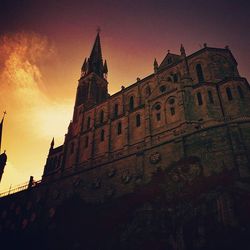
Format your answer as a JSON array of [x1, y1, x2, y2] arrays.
[[85, 97, 136, 129], [72, 106, 178, 153], [86, 100, 176, 129], [196, 86, 244, 106], [85, 107, 176, 146], [71, 115, 142, 153]]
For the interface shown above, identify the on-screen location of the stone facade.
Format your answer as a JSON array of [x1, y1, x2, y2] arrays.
[[42, 35, 250, 203], [1, 34, 250, 249]]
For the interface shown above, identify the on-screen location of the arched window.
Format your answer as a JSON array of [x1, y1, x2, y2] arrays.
[[136, 114, 141, 127], [196, 64, 205, 82], [87, 117, 91, 129], [173, 74, 178, 83], [237, 86, 244, 99], [226, 87, 233, 101], [117, 122, 122, 135], [99, 110, 104, 123], [70, 142, 75, 154], [154, 104, 161, 121], [129, 96, 134, 111], [85, 136, 89, 148], [156, 113, 161, 121], [197, 92, 203, 105], [145, 86, 151, 96], [170, 107, 175, 116], [100, 129, 105, 142], [208, 90, 214, 104], [114, 103, 119, 118]]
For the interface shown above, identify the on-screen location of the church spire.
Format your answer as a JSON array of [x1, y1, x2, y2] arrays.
[[75, 31, 109, 109], [89, 31, 102, 64], [83, 31, 106, 78]]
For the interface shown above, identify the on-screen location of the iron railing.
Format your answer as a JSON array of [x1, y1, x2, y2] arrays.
[[0, 180, 41, 198]]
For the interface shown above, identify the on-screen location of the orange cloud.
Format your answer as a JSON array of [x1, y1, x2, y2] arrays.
[[0, 32, 73, 191]]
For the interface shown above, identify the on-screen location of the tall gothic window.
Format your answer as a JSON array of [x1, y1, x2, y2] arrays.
[[226, 87, 233, 101], [237, 86, 244, 99], [117, 122, 122, 135], [208, 90, 214, 104], [114, 104, 119, 118], [129, 96, 134, 111], [156, 113, 161, 121], [196, 64, 205, 82], [197, 92, 203, 105], [87, 117, 91, 129], [100, 110, 104, 123], [173, 73, 178, 83], [136, 114, 141, 127], [155, 104, 161, 121], [170, 107, 175, 116], [145, 86, 151, 96], [85, 136, 89, 148], [100, 129, 105, 142]]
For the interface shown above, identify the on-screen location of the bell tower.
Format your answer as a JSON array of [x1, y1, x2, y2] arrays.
[[75, 31, 109, 110]]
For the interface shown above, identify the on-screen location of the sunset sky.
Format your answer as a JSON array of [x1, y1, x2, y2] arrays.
[[0, 0, 250, 191]]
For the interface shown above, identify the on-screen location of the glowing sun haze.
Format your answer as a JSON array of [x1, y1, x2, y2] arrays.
[[0, 0, 250, 191], [0, 32, 73, 190]]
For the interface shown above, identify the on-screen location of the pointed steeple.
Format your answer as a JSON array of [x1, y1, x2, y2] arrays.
[[75, 31, 109, 108], [89, 32, 102, 63], [83, 31, 105, 78]]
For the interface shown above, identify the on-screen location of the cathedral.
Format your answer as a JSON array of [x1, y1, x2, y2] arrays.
[[1, 32, 250, 250]]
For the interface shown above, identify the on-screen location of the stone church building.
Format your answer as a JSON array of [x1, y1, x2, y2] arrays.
[[1, 33, 250, 249]]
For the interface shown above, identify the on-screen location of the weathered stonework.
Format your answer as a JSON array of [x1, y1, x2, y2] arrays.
[[1, 34, 250, 249]]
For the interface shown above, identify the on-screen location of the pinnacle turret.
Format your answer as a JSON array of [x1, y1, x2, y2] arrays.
[[180, 44, 186, 56], [103, 60, 108, 74], [154, 58, 158, 73], [50, 137, 54, 150]]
